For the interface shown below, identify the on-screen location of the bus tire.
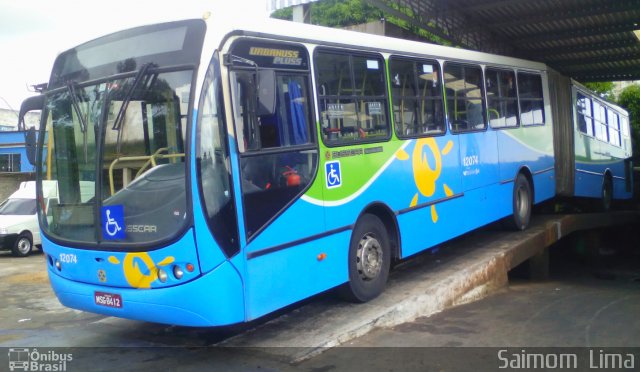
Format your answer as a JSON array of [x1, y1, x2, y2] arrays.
[[12, 233, 33, 257], [339, 214, 390, 303], [507, 174, 532, 231], [599, 176, 613, 212]]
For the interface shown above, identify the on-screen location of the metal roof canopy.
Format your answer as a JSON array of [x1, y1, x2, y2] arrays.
[[365, 0, 640, 82]]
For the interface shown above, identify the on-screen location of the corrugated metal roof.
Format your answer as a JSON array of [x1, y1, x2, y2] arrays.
[[365, 0, 640, 81]]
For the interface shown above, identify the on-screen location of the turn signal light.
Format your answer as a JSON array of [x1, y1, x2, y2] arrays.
[[186, 263, 194, 272], [317, 253, 327, 261]]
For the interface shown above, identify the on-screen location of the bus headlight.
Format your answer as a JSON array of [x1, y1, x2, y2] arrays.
[[173, 266, 184, 280], [157, 268, 168, 283]]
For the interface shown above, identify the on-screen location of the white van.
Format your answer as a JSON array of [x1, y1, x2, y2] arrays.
[[0, 181, 58, 256]]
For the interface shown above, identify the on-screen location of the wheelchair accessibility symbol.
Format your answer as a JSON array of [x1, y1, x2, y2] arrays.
[[101, 205, 125, 240], [325, 160, 342, 189]]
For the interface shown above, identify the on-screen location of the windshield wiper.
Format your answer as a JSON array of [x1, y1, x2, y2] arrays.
[[112, 62, 155, 153], [66, 81, 89, 162], [67, 81, 88, 132]]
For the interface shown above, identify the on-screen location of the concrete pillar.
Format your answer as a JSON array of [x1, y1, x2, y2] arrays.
[[528, 247, 549, 280], [292, 4, 310, 23]]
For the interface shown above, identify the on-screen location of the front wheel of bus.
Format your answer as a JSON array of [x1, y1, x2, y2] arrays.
[[340, 214, 390, 303], [508, 174, 532, 231]]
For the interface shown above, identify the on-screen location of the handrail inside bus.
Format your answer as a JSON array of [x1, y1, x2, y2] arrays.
[[108, 147, 185, 195]]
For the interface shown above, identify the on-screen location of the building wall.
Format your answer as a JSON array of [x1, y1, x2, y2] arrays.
[[0, 173, 34, 201], [0, 108, 40, 131], [0, 131, 35, 173]]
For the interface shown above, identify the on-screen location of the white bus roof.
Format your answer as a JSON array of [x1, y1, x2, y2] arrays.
[[205, 14, 548, 72]]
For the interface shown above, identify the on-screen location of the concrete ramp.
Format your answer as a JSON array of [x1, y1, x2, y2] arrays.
[[218, 212, 639, 362]]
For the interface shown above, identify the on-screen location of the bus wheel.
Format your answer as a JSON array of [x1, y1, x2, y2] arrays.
[[507, 174, 532, 231], [600, 176, 613, 212], [12, 233, 33, 257], [340, 214, 390, 303]]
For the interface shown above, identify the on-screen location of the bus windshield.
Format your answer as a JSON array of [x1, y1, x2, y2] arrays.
[[36, 20, 205, 248]]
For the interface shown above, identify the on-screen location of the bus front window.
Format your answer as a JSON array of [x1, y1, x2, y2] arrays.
[[40, 70, 192, 246]]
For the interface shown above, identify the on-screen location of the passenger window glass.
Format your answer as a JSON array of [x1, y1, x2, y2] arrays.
[[517, 72, 545, 126], [390, 57, 444, 137], [196, 52, 239, 256], [607, 110, 620, 147], [592, 101, 608, 142], [621, 116, 630, 137], [576, 93, 594, 136], [486, 69, 518, 128], [444, 63, 486, 132], [316, 50, 389, 144]]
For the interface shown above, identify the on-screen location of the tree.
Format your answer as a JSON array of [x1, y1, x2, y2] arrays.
[[270, 0, 448, 44], [272, 0, 380, 27], [583, 81, 615, 100], [617, 84, 640, 160]]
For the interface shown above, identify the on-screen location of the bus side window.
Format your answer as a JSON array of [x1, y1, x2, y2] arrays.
[[315, 49, 389, 144], [576, 93, 594, 136], [444, 63, 486, 132], [486, 68, 518, 129], [517, 72, 545, 126], [389, 56, 444, 137]]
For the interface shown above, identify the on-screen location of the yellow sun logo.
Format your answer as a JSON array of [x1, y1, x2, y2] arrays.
[[108, 253, 175, 288], [396, 138, 454, 223]]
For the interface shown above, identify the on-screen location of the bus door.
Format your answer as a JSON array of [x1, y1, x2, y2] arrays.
[[444, 63, 499, 192], [226, 39, 325, 320]]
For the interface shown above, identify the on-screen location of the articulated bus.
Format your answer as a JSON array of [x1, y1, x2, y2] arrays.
[[23, 13, 629, 326], [571, 81, 633, 209]]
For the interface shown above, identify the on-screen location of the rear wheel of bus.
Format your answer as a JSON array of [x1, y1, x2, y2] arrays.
[[507, 173, 532, 231], [340, 214, 391, 303], [599, 175, 613, 212]]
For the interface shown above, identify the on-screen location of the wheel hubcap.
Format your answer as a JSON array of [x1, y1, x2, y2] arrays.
[[356, 233, 383, 281], [516, 186, 529, 221], [17, 238, 31, 254]]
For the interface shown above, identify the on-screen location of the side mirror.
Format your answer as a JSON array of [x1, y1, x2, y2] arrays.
[[256, 69, 276, 116], [19, 95, 44, 166], [25, 127, 37, 166], [18, 95, 44, 131]]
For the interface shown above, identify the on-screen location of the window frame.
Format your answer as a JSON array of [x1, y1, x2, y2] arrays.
[[314, 47, 391, 147], [443, 61, 488, 134], [388, 55, 446, 139], [576, 91, 595, 137], [485, 67, 520, 130], [516, 71, 546, 127]]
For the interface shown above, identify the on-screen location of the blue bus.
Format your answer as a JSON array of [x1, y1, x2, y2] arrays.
[[23, 14, 625, 327], [572, 82, 633, 209]]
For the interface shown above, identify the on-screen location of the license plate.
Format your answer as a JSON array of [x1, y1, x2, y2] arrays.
[[94, 291, 123, 308]]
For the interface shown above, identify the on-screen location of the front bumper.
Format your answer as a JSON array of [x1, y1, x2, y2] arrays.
[[0, 233, 18, 249], [47, 260, 245, 327]]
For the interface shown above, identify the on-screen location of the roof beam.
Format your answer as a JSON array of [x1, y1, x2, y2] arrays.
[[466, 0, 640, 32], [514, 23, 639, 45], [458, 0, 533, 12], [572, 68, 640, 82], [549, 51, 640, 67], [523, 39, 638, 59], [365, 0, 465, 48]]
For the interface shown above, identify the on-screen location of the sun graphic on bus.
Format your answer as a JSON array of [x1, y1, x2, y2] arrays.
[[108, 253, 175, 288], [396, 138, 454, 223]]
